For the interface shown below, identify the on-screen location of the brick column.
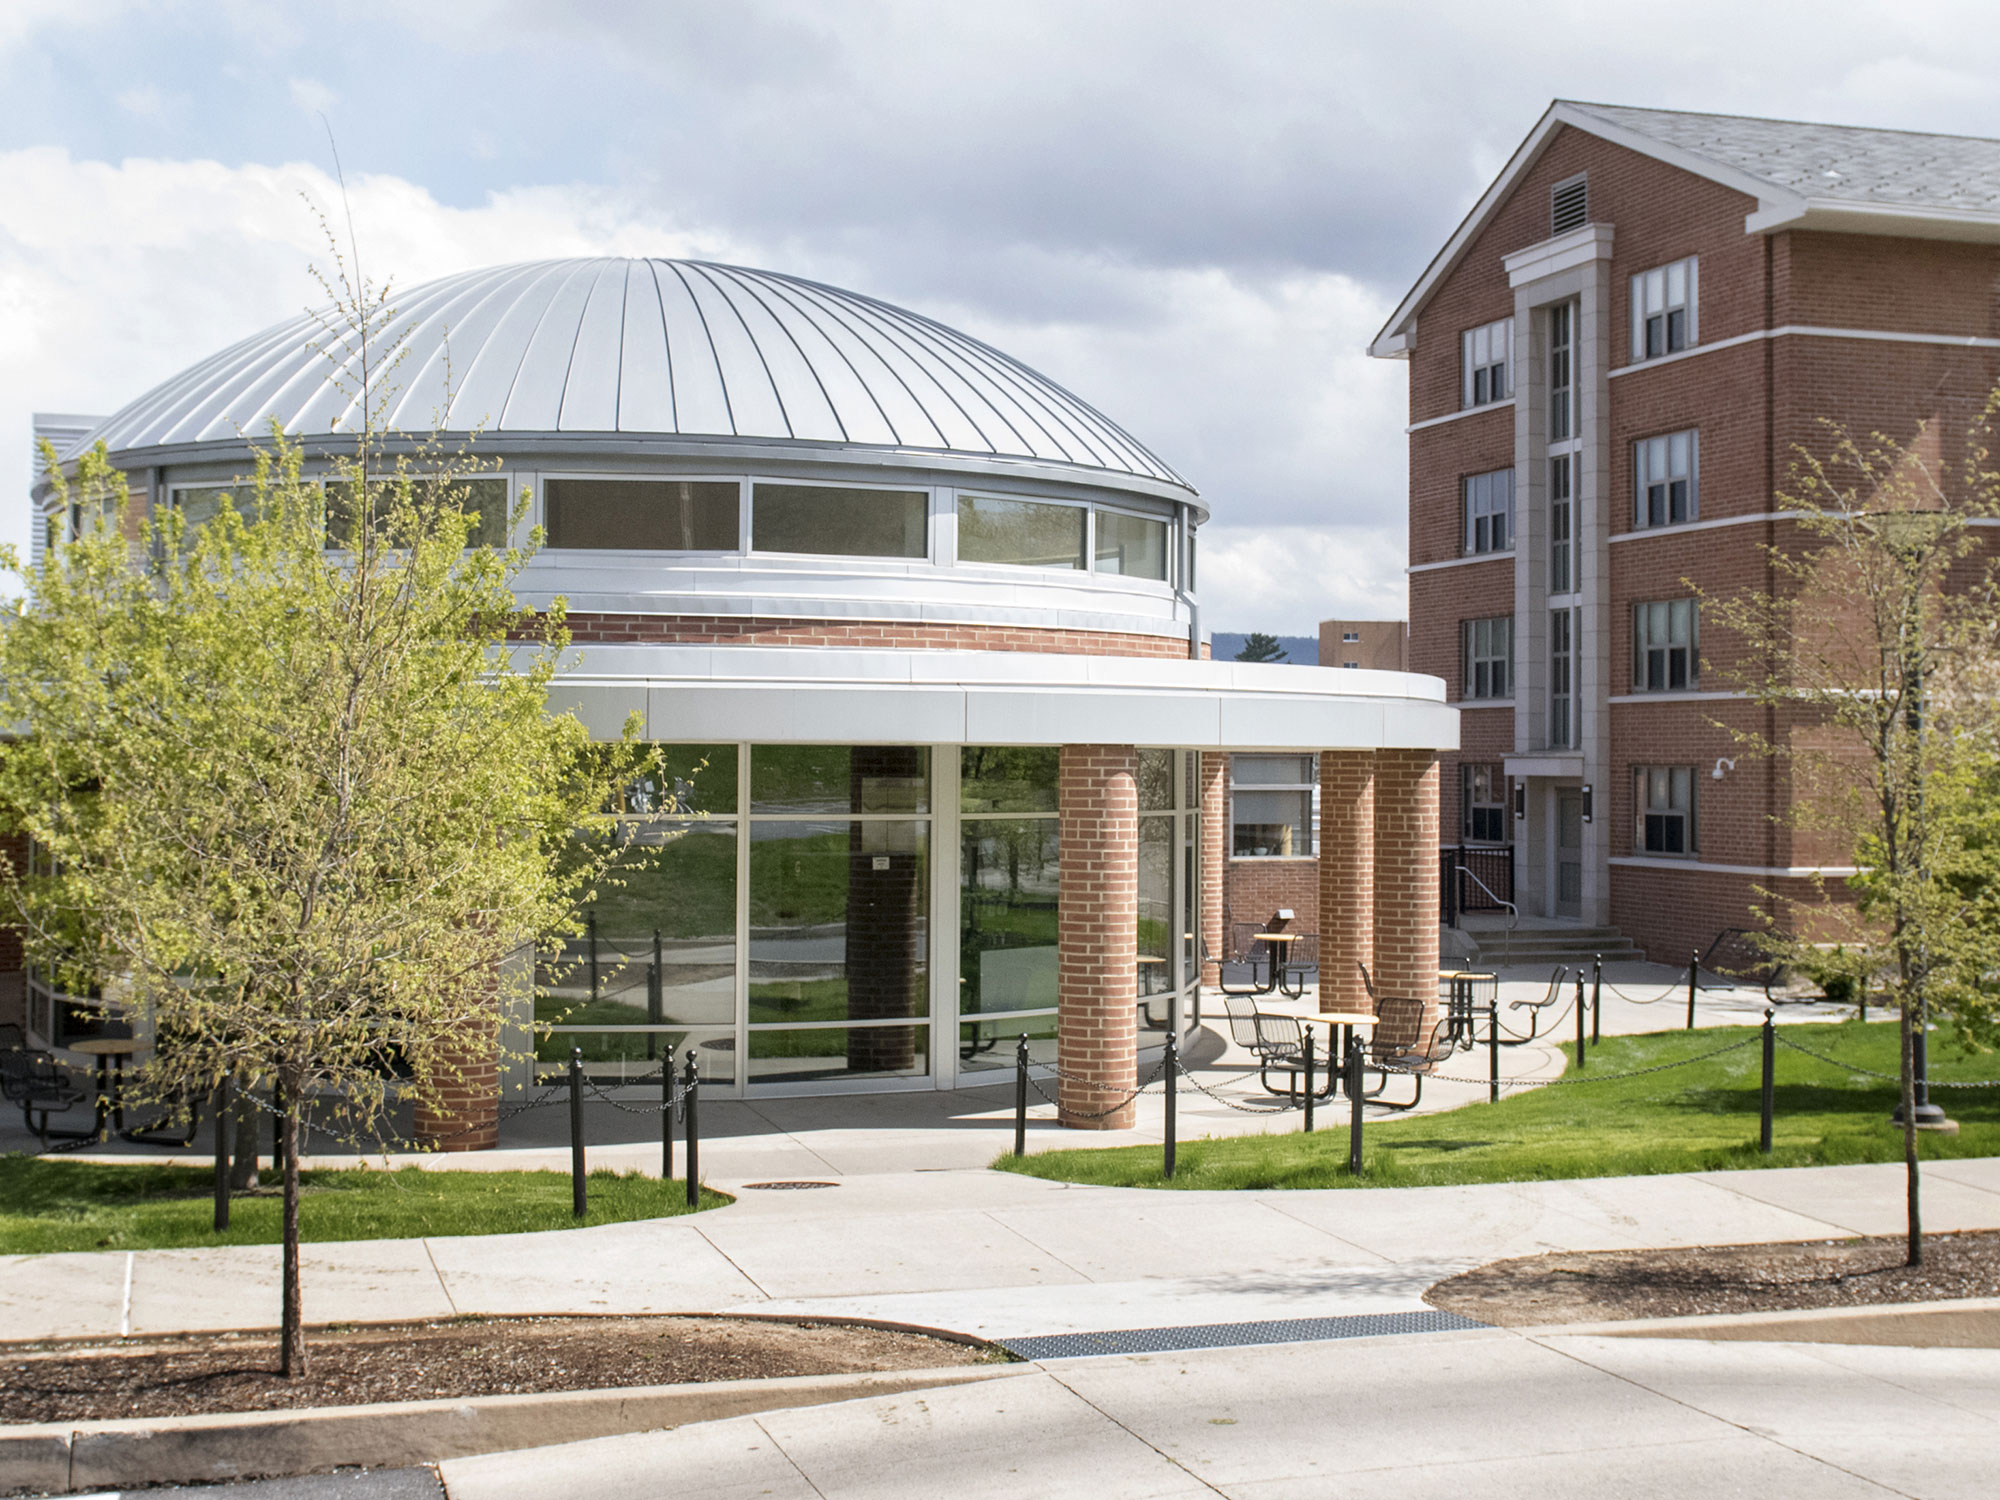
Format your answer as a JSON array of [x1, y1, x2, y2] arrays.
[[1198, 752, 1227, 985], [1317, 752, 1376, 1012], [1057, 744, 1139, 1130], [414, 1004, 500, 1152], [1373, 749, 1442, 1031]]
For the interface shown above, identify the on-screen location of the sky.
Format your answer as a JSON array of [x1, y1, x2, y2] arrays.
[[5, 1, 2000, 631]]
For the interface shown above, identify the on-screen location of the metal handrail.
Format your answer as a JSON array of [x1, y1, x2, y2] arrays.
[[1453, 865, 1517, 962]]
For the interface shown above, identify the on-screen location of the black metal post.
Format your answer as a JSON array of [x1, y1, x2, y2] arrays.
[[1592, 955, 1603, 1046], [1760, 1009, 1776, 1154], [568, 1046, 586, 1219], [683, 1049, 700, 1209], [647, 929, 662, 1061], [588, 909, 600, 1003], [1014, 1033, 1029, 1158], [212, 1078, 230, 1231], [1687, 951, 1698, 1030], [1163, 1029, 1179, 1178], [661, 1044, 674, 1183], [1487, 1004, 1499, 1105], [1575, 973, 1587, 1070], [1301, 1027, 1314, 1134], [1346, 1033, 1364, 1176]]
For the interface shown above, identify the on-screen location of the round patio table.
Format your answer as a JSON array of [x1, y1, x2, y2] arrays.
[[69, 1034, 139, 1141]]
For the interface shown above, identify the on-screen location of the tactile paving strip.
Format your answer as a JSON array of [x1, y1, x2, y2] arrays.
[[999, 1309, 1486, 1361]]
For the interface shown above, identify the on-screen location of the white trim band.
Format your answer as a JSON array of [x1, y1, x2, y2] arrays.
[[1407, 400, 1515, 435], [1408, 551, 1515, 575], [1607, 323, 2000, 382], [1609, 856, 1860, 877]]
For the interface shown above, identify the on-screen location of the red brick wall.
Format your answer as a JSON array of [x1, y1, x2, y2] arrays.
[[1225, 859, 1317, 941], [414, 1001, 500, 1153], [555, 614, 1195, 658], [1057, 744, 1139, 1130]]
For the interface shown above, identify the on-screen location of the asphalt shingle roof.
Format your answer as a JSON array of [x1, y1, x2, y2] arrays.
[[1566, 101, 2000, 216]]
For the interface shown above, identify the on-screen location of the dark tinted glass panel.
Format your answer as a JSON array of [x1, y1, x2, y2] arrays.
[[748, 820, 930, 1027], [620, 745, 738, 816], [544, 479, 738, 550], [959, 1012, 1055, 1074], [1137, 750, 1175, 811], [752, 484, 928, 558], [745, 1025, 929, 1083], [961, 747, 1059, 813], [327, 477, 508, 549], [957, 495, 1085, 569], [1138, 815, 1173, 994], [751, 746, 928, 814], [1095, 511, 1169, 579], [961, 819, 1058, 1016]]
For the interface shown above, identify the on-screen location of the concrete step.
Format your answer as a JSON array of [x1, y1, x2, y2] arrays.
[[1454, 924, 1647, 966]]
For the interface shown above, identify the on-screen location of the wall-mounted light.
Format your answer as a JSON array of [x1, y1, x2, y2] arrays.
[[1581, 784, 1594, 823], [1712, 757, 1736, 781], [1513, 784, 1526, 819]]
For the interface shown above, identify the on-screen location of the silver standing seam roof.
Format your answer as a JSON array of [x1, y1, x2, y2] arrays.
[[74, 258, 1192, 495]]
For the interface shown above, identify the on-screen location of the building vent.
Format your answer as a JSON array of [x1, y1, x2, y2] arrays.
[[1551, 174, 1588, 234]]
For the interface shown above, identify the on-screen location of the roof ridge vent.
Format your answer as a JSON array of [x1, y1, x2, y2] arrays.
[[1551, 173, 1589, 235]]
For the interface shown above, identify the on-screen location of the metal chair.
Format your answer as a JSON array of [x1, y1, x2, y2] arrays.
[[1437, 972, 1497, 1051], [0, 1041, 91, 1143], [1357, 960, 1377, 1003], [1223, 994, 1311, 1097], [1499, 966, 1569, 1044], [1275, 934, 1319, 998], [1364, 996, 1457, 1110]]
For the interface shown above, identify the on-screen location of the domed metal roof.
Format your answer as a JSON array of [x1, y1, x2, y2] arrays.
[[84, 258, 1192, 492]]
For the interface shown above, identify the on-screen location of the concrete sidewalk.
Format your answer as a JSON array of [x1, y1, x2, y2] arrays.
[[436, 1330, 2000, 1499], [6, 1158, 1998, 1345]]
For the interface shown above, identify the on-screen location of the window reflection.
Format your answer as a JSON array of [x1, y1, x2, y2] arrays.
[[960, 819, 1059, 1018]]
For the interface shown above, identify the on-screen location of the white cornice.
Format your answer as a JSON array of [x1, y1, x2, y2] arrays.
[[1609, 856, 1859, 878], [1504, 222, 1615, 287], [1407, 400, 1514, 434]]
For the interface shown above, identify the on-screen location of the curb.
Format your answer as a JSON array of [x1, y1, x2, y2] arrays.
[[1516, 1295, 2000, 1347], [0, 1362, 1026, 1496]]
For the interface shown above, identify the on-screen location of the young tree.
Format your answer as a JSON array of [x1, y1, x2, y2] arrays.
[[1704, 405, 2000, 1266], [0, 263, 651, 1375], [1235, 632, 1289, 663]]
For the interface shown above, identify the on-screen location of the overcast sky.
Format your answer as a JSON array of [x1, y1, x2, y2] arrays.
[[5, 1, 2000, 630]]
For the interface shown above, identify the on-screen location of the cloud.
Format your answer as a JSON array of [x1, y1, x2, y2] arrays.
[[115, 85, 164, 117], [1197, 524, 1406, 637], [287, 76, 335, 116]]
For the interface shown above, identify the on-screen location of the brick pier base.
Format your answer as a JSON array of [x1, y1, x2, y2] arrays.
[[414, 1009, 501, 1152]]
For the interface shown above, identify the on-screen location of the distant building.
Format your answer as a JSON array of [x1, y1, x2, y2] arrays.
[[1318, 619, 1407, 672]]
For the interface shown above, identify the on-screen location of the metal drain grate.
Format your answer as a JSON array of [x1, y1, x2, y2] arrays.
[[999, 1309, 1486, 1361], [741, 1180, 841, 1191]]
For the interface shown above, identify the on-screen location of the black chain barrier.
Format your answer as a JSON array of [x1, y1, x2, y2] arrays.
[[1773, 1032, 2000, 1089]]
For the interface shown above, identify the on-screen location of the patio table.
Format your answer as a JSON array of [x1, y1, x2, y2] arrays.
[[69, 1034, 139, 1141]]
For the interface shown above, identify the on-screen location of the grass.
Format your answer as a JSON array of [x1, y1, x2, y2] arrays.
[[997, 1019, 2000, 1191], [0, 1157, 730, 1254]]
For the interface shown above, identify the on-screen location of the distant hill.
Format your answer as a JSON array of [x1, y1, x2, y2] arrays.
[[1211, 632, 1318, 665]]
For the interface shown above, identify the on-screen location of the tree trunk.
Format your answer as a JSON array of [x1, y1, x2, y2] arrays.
[[1901, 999, 1922, 1267], [229, 1091, 260, 1191], [279, 1091, 306, 1377]]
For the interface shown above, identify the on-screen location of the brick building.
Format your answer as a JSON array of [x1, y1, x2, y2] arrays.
[[1371, 101, 2000, 962], [23, 258, 1456, 1142]]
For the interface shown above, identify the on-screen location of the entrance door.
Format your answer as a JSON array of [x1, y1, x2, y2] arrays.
[[1554, 789, 1583, 918]]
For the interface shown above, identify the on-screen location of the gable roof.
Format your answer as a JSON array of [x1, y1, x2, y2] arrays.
[[1371, 101, 2000, 358]]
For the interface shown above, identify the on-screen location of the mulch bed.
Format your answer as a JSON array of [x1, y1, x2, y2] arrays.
[[0, 1315, 991, 1425], [1426, 1228, 2000, 1327]]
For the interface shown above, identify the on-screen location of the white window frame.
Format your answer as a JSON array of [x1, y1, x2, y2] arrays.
[[1461, 317, 1514, 408], [1633, 599, 1698, 692], [1091, 504, 1175, 586], [1549, 607, 1574, 750], [747, 476, 937, 563], [539, 472, 746, 555], [1630, 257, 1698, 362], [1462, 764, 1508, 844], [1229, 754, 1319, 859], [1634, 431, 1699, 529], [1463, 468, 1514, 556], [951, 489, 1089, 572]]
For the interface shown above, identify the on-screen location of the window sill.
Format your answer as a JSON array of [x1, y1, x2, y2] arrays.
[[1228, 854, 1318, 862], [1454, 698, 1515, 709]]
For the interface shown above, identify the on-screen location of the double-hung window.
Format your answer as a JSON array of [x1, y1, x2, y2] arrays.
[[1635, 431, 1698, 528], [1462, 318, 1514, 408], [1631, 258, 1697, 360], [1231, 755, 1317, 858], [1463, 468, 1514, 555], [1635, 766, 1695, 855], [1633, 599, 1698, 691], [1461, 616, 1512, 700], [1462, 765, 1508, 843], [1549, 607, 1574, 749]]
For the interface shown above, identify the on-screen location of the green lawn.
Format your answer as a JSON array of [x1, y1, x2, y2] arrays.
[[997, 1020, 2000, 1191], [0, 1157, 729, 1254]]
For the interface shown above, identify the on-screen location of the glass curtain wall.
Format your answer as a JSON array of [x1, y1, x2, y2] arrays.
[[543, 742, 1198, 1091]]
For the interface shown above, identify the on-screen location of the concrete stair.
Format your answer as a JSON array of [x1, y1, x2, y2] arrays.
[[1454, 920, 1647, 969]]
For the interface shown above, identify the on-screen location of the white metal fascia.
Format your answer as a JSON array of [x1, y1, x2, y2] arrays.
[[1743, 197, 2000, 243], [538, 645, 1457, 753], [1608, 856, 1861, 878]]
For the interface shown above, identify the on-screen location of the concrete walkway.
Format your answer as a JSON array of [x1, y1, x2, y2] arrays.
[[438, 1331, 2000, 1499]]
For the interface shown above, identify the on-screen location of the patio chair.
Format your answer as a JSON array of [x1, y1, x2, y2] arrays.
[[0, 1038, 92, 1143], [1499, 965, 1569, 1045], [1222, 993, 1318, 1098], [1357, 960, 1377, 1003], [1364, 995, 1458, 1111], [1207, 936, 1267, 998], [1275, 934, 1319, 999], [1436, 971, 1496, 1051]]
